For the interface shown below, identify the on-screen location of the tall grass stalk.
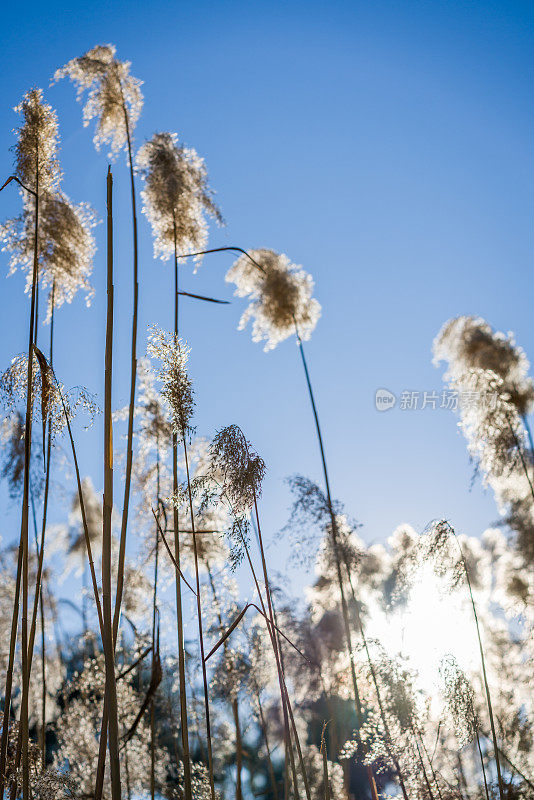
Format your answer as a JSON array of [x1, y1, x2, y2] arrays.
[[150, 442, 161, 800], [320, 724, 331, 800], [20, 166, 39, 800], [294, 328, 381, 800], [0, 165, 40, 800], [254, 689, 279, 800], [206, 562, 243, 800], [238, 505, 306, 799], [112, 77, 140, 644], [101, 166, 122, 800], [182, 435, 216, 800], [10, 289, 56, 787], [172, 220, 193, 800]]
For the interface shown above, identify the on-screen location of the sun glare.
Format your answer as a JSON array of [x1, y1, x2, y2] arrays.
[[370, 562, 479, 696]]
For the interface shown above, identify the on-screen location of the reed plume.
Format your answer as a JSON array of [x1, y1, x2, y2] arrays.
[[55, 43, 143, 652]]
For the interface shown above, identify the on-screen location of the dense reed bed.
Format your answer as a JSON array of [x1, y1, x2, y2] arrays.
[[0, 44, 532, 800]]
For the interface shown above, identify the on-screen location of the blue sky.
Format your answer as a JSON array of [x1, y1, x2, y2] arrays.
[[1, 0, 534, 602]]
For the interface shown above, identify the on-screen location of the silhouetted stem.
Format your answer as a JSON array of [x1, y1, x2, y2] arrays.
[[295, 329, 381, 800], [255, 691, 279, 800], [206, 563, 243, 800], [101, 167, 121, 800], [182, 432, 216, 800], [505, 412, 534, 504], [320, 725, 331, 800], [11, 297, 56, 784], [112, 89, 139, 644], [172, 221, 193, 800], [150, 444, 160, 800], [474, 723, 491, 800], [237, 523, 301, 798], [250, 499, 307, 800]]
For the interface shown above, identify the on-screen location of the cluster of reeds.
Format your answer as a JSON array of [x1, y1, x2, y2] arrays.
[[0, 43, 533, 800]]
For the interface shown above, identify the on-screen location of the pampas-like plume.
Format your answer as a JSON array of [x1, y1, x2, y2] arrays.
[[137, 132, 222, 262], [434, 316, 534, 565], [433, 315, 534, 416], [440, 655, 491, 800], [11, 88, 61, 194], [147, 326, 194, 436], [1, 192, 96, 319], [226, 248, 321, 350], [54, 44, 143, 158], [208, 424, 265, 513]]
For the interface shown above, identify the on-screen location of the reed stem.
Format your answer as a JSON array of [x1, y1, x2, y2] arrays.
[[112, 91, 140, 643], [172, 220, 193, 800], [206, 563, 243, 800], [101, 166, 122, 800], [182, 433, 216, 800]]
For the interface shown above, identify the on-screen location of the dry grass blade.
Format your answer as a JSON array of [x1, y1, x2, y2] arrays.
[[33, 345, 51, 468], [178, 290, 230, 304], [0, 174, 36, 196], [204, 602, 309, 663]]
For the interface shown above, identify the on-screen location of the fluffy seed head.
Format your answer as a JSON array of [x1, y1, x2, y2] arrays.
[[136, 132, 222, 262], [208, 424, 265, 514], [147, 325, 194, 435], [226, 248, 321, 350], [440, 654, 477, 746], [434, 315, 534, 415], [13, 88, 61, 193], [54, 44, 143, 158], [1, 192, 96, 318]]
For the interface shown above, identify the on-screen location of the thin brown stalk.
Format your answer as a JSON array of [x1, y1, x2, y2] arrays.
[[11, 288, 57, 783], [22, 162, 39, 800], [294, 329, 383, 800], [206, 562, 243, 800], [95, 95, 141, 800], [101, 166, 121, 800], [255, 691, 279, 800], [474, 725, 491, 800], [0, 539, 23, 799], [232, 699, 243, 800], [505, 412, 534, 504], [150, 447, 160, 800], [112, 84, 140, 644], [172, 218, 193, 800], [0, 156, 41, 800], [238, 506, 303, 800], [320, 724, 331, 800], [182, 434, 216, 800]]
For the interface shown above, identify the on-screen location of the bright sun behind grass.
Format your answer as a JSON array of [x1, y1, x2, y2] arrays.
[[372, 562, 480, 697]]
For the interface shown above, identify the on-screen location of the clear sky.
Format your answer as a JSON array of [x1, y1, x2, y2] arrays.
[[1, 0, 534, 597]]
